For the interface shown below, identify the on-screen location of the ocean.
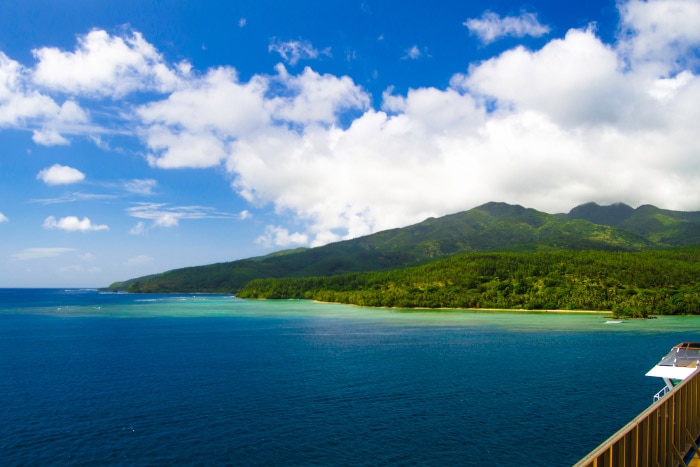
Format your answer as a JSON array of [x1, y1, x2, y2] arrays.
[[1, 289, 699, 465]]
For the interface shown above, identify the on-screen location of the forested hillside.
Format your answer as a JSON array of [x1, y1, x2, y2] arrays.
[[108, 201, 700, 293], [565, 202, 700, 245], [238, 248, 700, 317]]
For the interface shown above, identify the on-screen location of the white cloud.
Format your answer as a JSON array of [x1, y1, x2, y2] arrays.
[[0, 52, 24, 102], [1, 4, 700, 252], [238, 18, 247, 28], [138, 67, 268, 134], [255, 225, 309, 248], [464, 10, 550, 44], [455, 28, 625, 127], [10, 247, 75, 261], [32, 129, 70, 145], [138, 65, 369, 168], [403, 45, 422, 60], [0, 51, 65, 129], [32, 28, 185, 97], [269, 38, 331, 65], [0, 212, 7, 223], [267, 64, 371, 125], [224, 6, 700, 244], [90, 135, 111, 150], [238, 210, 252, 220], [648, 70, 694, 101], [153, 212, 179, 227], [618, 0, 700, 72], [137, 67, 268, 168], [37, 164, 86, 185], [0, 51, 91, 144], [31, 192, 116, 205], [144, 127, 229, 169], [118, 2, 700, 247], [129, 221, 147, 235], [401, 46, 431, 61], [123, 178, 157, 195], [43, 216, 109, 232], [32, 100, 90, 146], [126, 203, 235, 228], [228, 99, 486, 245]]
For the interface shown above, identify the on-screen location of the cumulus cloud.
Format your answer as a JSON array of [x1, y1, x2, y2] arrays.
[[32, 28, 186, 97], [269, 38, 331, 65], [137, 67, 268, 168], [454, 28, 626, 127], [37, 164, 86, 185], [126, 0, 700, 247], [138, 64, 369, 169], [0, 51, 87, 143], [0, 50, 92, 146], [618, 0, 700, 72], [2, 2, 700, 251], [255, 225, 309, 248], [43, 216, 109, 232], [464, 10, 550, 44], [228, 95, 488, 245], [0, 52, 56, 125], [267, 64, 371, 124], [10, 247, 75, 261], [648, 70, 694, 101], [0, 212, 7, 223]]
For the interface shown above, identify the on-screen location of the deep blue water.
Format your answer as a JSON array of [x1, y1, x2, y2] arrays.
[[1, 289, 699, 465]]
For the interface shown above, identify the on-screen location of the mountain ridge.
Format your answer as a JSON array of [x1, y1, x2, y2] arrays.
[[108, 201, 700, 293]]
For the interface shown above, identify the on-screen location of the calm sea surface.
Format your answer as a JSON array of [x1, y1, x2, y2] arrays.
[[2, 289, 700, 466]]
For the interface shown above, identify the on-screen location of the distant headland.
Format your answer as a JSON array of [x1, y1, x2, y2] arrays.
[[107, 201, 700, 317]]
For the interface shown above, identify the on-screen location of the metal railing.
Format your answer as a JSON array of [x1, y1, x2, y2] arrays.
[[575, 369, 700, 467], [654, 385, 672, 402]]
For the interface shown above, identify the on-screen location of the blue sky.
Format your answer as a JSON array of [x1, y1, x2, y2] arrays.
[[1, 0, 699, 287]]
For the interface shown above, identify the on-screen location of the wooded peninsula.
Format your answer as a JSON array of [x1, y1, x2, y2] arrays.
[[238, 248, 700, 318], [108, 201, 700, 317]]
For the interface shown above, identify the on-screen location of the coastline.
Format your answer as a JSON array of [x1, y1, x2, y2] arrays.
[[309, 300, 611, 315]]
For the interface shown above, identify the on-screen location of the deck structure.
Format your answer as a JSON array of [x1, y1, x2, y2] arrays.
[[576, 343, 700, 467]]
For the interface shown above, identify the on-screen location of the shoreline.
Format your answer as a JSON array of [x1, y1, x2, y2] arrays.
[[310, 300, 611, 315]]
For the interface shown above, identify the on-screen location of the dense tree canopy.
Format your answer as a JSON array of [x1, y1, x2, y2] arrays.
[[238, 248, 700, 317]]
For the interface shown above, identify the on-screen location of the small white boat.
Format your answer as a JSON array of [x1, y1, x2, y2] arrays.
[[605, 320, 623, 324]]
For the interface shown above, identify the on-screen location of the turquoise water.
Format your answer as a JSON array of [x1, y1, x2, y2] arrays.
[[2, 289, 699, 465]]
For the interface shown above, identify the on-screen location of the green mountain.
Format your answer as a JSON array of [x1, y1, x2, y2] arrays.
[[565, 202, 635, 226], [564, 202, 700, 246], [107, 201, 699, 293]]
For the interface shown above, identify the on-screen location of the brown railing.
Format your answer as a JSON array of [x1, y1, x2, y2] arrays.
[[575, 369, 700, 467]]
